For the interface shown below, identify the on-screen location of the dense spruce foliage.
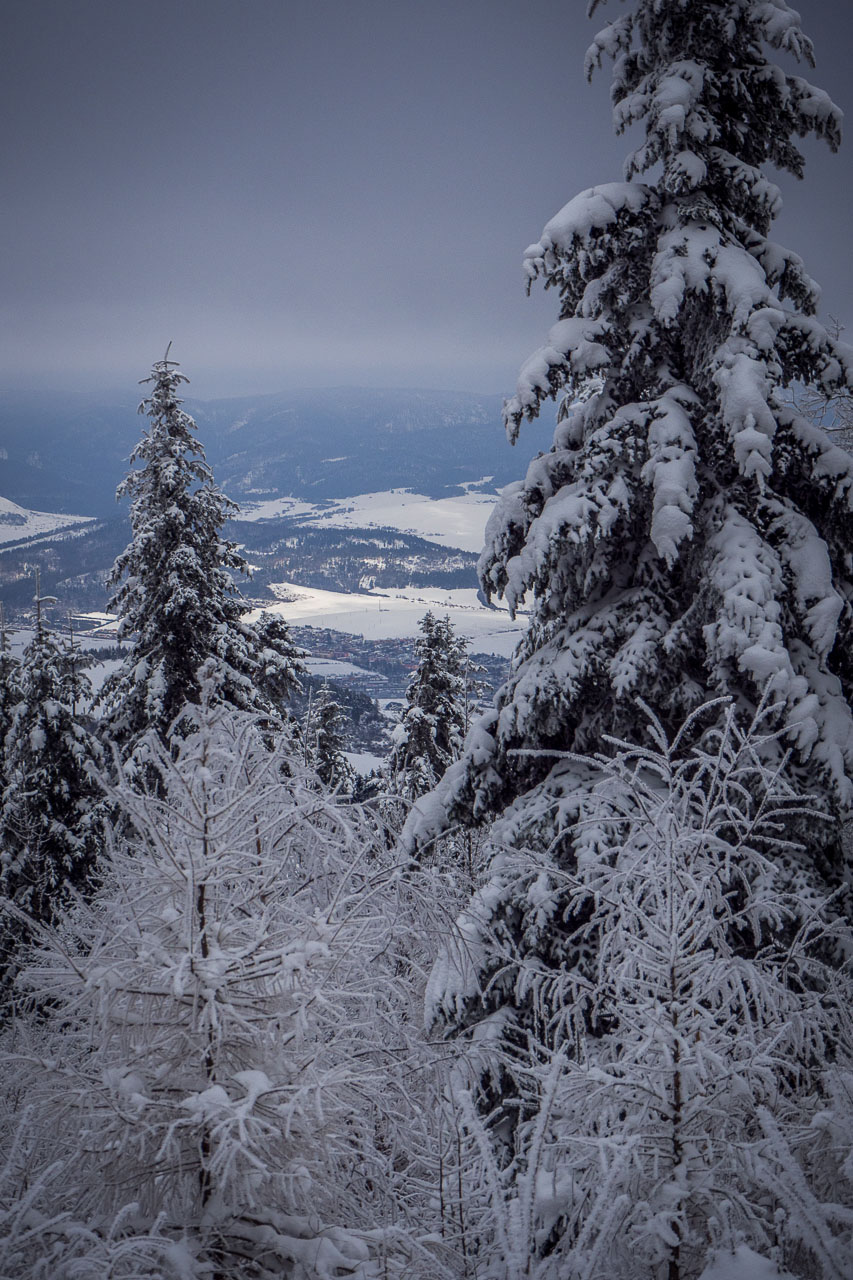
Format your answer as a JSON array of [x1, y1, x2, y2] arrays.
[[0, 596, 102, 987], [303, 680, 355, 792], [402, 1, 853, 1276], [0, 611, 21, 758]]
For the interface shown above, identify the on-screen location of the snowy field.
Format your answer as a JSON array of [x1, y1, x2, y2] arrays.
[[248, 582, 527, 656], [0, 496, 94, 545], [344, 750, 387, 776], [72, 611, 121, 637], [84, 657, 124, 694], [238, 486, 499, 552], [7, 627, 121, 657], [302, 656, 378, 680]]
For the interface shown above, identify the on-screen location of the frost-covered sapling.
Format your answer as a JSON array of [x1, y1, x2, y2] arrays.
[[1, 674, 437, 1276], [430, 702, 853, 1278]]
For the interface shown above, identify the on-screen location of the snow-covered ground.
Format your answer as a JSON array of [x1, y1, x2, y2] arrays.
[[84, 657, 123, 694], [0, 496, 94, 545], [302, 656, 378, 680], [697, 1247, 798, 1280], [344, 750, 387, 776], [238, 486, 499, 552], [248, 582, 527, 656], [236, 496, 318, 522], [72, 611, 121, 637], [7, 627, 121, 658]]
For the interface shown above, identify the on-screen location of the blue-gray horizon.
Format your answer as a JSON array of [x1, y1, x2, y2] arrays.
[[3, 0, 852, 401]]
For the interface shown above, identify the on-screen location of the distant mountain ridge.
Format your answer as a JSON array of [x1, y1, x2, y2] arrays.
[[0, 386, 556, 516]]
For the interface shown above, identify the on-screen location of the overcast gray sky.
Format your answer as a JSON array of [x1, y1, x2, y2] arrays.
[[3, 0, 852, 399]]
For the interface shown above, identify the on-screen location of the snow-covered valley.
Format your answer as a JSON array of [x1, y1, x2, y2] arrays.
[[247, 581, 525, 655], [238, 483, 500, 553], [0, 495, 94, 545]]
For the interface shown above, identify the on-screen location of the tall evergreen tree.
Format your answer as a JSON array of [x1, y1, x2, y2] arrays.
[[404, 5, 853, 1274], [389, 612, 468, 801], [100, 351, 299, 763], [409, 0, 853, 885], [0, 586, 102, 986]]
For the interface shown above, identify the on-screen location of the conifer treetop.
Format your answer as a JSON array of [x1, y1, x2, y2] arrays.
[[587, 0, 839, 205], [388, 612, 468, 801], [507, 0, 849, 439]]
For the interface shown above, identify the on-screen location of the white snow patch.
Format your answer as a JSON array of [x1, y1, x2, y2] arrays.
[[238, 487, 500, 552], [245, 583, 526, 655], [84, 658, 124, 694], [71, 611, 120, 637], [698, 1246, 797, 1280], [0, 496, 93, 544], [303, 657, 378, 680], [344, 750, 386, 776], [235, 495, 322, 521]]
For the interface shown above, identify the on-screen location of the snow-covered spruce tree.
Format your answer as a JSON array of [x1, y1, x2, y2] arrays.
[[0, 677, 451, 1279], [429, 701, 853, 1279], [389, 612, 468, 801], [100, 351, 300, 764], [303, 681, 354, 793], [0, 595, 102, 989], [401, 7, 853, 1275], [253, 609, 306, 713], [408, 1, 853, 887]]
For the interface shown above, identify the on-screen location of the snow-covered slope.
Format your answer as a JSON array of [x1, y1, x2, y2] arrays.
[[238, 485, 498, 553], [0, 495, 93, 545], [246, 582, 526, 656]]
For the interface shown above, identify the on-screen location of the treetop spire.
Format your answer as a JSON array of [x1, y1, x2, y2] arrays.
[[585, 0, 840, 236]]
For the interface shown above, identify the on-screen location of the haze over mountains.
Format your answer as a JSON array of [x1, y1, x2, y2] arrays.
[[0, 386, 557, 517]]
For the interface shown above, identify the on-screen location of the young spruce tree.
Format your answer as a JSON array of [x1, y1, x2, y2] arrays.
[[389, 611, 468, 801], [303, 681, 355, 793], [100, 351, 299, 763]]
